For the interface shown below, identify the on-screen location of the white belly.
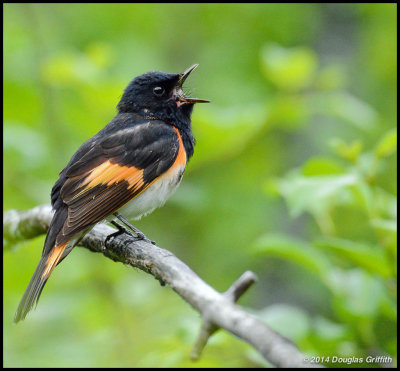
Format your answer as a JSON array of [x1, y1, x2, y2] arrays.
[[117, 164, 185, 220]]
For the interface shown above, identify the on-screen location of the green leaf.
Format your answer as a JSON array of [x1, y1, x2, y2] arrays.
[[41, 50, 103, 86], [262, 177, 281, 198], [314, 237, 391, 278], [371, 219, 397, 259], [277, 173, 357, 218], [329, 138, 363, 163], [261, 43, 318, 91], [268, 94, 311, 130], [375, 128, 397, 158], [313, 316, 348, 341], [253, 233, 331, 281], [315, 64, 347, 91], [349, 178, 375, 217], [316, 91, 378, 130], [301, 157, 345, 176], [371, 218, 397, 234], [327, 268, 385, 319], [373, 187, 397, 219], [85, 42, 114, 69]]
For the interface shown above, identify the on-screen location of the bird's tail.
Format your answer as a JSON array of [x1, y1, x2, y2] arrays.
[[14, 242, 68, 323]]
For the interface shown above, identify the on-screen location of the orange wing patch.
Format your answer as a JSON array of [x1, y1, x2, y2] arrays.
[[73, 128, 185, 200], [73, 161, 145, 199]]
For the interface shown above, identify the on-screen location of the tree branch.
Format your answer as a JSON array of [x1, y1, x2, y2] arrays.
[[3, 205, 322, 368]]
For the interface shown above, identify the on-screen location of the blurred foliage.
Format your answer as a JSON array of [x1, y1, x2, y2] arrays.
[[3, 3, 396, 368]]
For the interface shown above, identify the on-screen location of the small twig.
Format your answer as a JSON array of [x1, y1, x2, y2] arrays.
[[191, 321, 219, 360], [224, 270, 258, 303], [191, 271, 258, 360]]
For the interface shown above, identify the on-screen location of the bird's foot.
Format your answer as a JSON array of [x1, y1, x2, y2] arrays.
[[105, 216, 155, 248], [113, 213, 156, 245]]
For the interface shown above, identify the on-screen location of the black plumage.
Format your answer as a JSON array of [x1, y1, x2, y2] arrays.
[[15, 65, 209, 322]]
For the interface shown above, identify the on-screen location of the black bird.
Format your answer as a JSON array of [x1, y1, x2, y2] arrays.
[[15, 64, 210, 322]]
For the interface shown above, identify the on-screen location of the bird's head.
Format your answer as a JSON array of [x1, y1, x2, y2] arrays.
[[117, 64, 210, 121]]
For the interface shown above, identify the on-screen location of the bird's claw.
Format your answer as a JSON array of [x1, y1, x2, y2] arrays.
[[104, 226, 155, 248]]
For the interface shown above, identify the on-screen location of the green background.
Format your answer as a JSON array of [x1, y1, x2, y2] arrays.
[[4, 3, 397, 368]]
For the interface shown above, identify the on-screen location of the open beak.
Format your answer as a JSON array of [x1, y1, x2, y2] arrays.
[[175, 64, 211, 104]]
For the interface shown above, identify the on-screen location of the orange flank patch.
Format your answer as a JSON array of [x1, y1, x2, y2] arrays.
[[41, 243, 67, 279], [149, 127, 187, 184], [172, 127, 187, 167]]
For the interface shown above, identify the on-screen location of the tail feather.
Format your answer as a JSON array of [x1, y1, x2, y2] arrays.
[[14, 243, 67, 323]]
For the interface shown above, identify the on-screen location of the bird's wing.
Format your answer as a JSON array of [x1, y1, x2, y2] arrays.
[[53, 121, 184, 247]]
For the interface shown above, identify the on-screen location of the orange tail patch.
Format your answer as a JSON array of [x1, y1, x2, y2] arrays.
[[41, 243, 67, 279]]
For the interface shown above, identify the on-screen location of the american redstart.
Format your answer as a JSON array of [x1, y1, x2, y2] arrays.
[[15, 64, 210, 322]]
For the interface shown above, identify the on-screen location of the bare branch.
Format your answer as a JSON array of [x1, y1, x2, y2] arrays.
[[3, 206, 322, 368]]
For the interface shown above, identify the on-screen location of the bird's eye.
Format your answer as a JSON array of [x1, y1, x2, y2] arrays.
[[153, 86, 165, 97]]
